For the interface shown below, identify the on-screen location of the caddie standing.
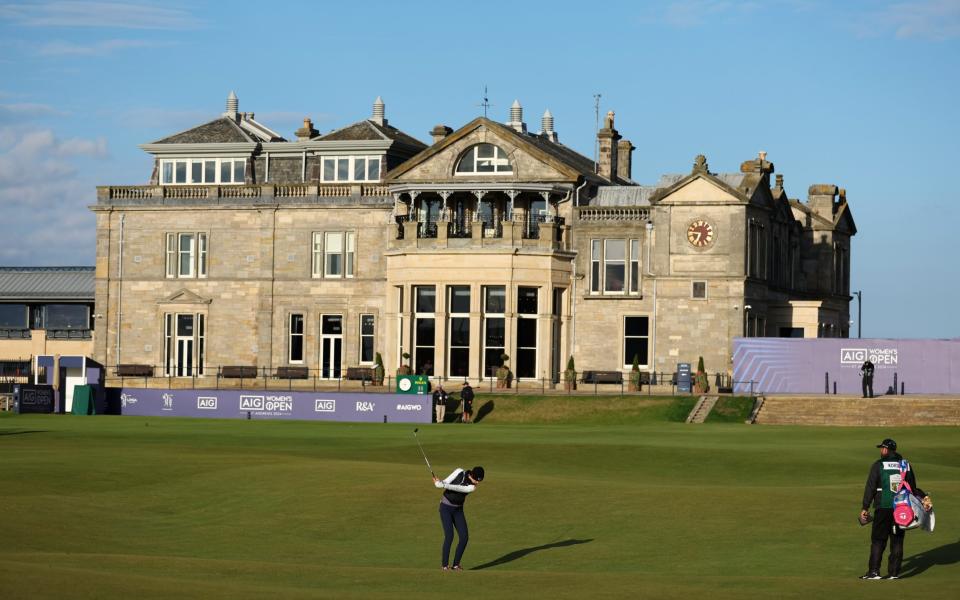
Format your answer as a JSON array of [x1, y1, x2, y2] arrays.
[[860, 359, 875, 398], [858, 438, 932, 580]]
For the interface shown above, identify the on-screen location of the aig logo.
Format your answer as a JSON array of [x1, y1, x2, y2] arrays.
[[315, 399, 336, 412], [240, 395, 265, 410], [198, 397, 217, 410], [840, 349, 868, 364]]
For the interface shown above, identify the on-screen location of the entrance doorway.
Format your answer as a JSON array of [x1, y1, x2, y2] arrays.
[[320, 315, 343, 379]]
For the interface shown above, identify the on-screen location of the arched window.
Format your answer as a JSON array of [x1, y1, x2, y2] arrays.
[[455, 144, 513, 174]]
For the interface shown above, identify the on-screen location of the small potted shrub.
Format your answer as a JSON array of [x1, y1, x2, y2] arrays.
[[694, 355, 710, 394], [372, 352, 385, 386], [496, 353, 512, 389], [629, 354, 642, 392], [397, 352, 412, 376], [564, 356, 577, 391]]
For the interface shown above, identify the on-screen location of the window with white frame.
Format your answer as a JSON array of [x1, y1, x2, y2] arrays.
[[591, 238, 641, 295], [165, 232, 208, 278], [414, 286, 436, 376], [321, 156, 382, 182], [629, 239, 640, 293], [289, 313, 304, 363], [360, 314, 375, 364], [448, 286, 470, 378], [160, 159, 245, 185], [623, 316, 649, 368], [313, 232, 356, 278], [483, 286, 506, 378], [456, 144, 513, 174]]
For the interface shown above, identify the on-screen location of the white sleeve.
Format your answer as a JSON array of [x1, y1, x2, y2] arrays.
[[434, 468, 475, 493]]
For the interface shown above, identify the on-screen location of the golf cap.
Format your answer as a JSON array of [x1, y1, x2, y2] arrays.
[[876, 438, 897, 451], [471, 466, 485, 481]]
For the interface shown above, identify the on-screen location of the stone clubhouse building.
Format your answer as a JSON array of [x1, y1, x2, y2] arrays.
[[90, 93, 856, 385]]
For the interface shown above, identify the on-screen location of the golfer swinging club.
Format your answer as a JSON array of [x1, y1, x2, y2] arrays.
[[433, 465, 485, 570]]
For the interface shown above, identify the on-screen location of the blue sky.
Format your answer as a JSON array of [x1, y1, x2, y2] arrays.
[[1, 0, 958, 338]]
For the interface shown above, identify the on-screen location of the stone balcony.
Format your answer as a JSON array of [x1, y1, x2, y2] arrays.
[[95, 183, 393, 207], [391, 216, 569, 251]]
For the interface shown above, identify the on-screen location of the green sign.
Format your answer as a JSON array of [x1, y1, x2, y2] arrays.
[[396, 375, 429, 395]]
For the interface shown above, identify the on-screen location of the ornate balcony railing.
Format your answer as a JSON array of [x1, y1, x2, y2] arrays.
[[98, 183, 393, 205], [578, 207, 650, 222], [0, 329, 31, 340]]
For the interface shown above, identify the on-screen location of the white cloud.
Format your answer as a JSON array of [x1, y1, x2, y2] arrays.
[[0, 103, 67, 120], [641, 0, 764, 28], [37, 38, 173, 57], [867, 0, 960, 41], [0, 126, 102, 264], [0, 1, 201, 30]]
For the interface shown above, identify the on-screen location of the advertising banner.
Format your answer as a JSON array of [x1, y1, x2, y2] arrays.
[[396, 374, 430, 395], [113, 388, 431, 423], [14, 384, 55, 414], [732, 338, 960, 394]]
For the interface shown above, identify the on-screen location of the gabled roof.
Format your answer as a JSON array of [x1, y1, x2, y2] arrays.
[[316, 120, 426, 150], [153, 117, 256, 144], [152, 115, 285, 145], [832, 201, 857, 235], [386, 116, 607, 183], [648, 160, 762, 205], [789, 200, 833, 227], [0, 267, 94, 301]]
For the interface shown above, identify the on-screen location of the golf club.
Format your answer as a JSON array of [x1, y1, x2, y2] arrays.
[[412, 428, 436, 478]]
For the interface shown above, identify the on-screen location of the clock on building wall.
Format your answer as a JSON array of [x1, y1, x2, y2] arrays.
[[686, 219, 715, 248]]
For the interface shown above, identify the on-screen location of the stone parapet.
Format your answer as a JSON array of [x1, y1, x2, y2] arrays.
[[95, 184, 393, 207]]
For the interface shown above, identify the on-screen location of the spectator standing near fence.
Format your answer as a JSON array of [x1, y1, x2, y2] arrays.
[[433, 384, 448, 424], [860, 360, 875, 398], [460, 382, 474, 423]]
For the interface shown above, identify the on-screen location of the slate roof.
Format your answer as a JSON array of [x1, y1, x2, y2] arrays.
[[317, 120, 426, 150], [0, 267, 95, 301], [153, 117, 255, 144], [594, 186, 659, 206]]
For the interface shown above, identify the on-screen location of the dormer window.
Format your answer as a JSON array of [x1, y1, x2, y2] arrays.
[[456, 144, 513, 174], [160, 159, 246, 185]]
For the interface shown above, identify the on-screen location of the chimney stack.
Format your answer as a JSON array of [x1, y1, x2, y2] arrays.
[[372, 96, 386, 126], [295, 117, 318, 141], [507, 99, 526, 133], [807, 184, 838, 219], [430, 124, 453, 144], [223, 91, 238, 120], [596, 110, 621, 181], [739, 150, 775, 174], [617, 139, 635, 181], [540, 109, 558, 142]]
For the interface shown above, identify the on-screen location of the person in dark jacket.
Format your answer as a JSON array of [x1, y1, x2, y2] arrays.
[[858, 438, 933, 579], [432, 384, 448, 423], [860, 360, 875, 398], [460, 382, 475, 423], [433, 466, 484, 570]]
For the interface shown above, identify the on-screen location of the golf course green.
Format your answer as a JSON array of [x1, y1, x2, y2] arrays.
[[1, 395, 957, 599]]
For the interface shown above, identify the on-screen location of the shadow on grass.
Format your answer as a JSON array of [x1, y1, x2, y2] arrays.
[[470, 538, 593, 570], [0, 430, 48, 436], [474, 400, 494, 423], [900, 539, 960, 578]]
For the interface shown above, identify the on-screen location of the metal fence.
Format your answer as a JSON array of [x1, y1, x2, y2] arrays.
[[101, 365, 751, 396]]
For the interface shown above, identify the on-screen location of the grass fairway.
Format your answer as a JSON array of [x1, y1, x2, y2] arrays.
[[1, 397, 958, 599]]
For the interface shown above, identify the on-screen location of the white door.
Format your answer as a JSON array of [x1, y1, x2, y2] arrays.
[[64, 368, 84, 412]]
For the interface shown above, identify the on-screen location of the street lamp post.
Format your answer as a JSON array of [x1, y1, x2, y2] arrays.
[[853, 290, 862, 339]]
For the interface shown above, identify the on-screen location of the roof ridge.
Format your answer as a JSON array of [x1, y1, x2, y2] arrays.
[[0, 266, 95, 271]]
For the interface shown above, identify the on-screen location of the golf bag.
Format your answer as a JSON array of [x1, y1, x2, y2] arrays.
[[892, 460, 924, 530]]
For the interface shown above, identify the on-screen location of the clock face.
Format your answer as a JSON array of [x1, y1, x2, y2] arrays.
[[687, 219, 715, 248]]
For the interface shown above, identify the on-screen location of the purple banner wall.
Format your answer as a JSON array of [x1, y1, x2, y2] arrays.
[[732, 338, 960, 395], [114, 388, 431, 423]]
